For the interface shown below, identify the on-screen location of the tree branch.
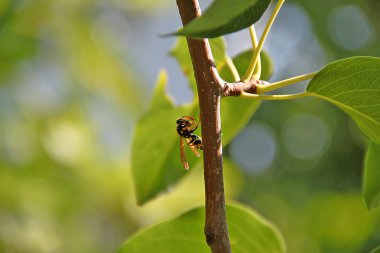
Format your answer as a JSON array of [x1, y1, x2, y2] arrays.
[[175, 2, 271, 250], [222, 79, 266, 97], [176, 0, 231, 252]]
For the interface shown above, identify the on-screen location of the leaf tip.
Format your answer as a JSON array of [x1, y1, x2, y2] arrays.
[[133, 183, 154, 206], [135, 195, 148, 206], [365, 199, 380, 211]]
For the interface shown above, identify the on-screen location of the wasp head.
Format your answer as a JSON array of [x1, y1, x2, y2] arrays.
[[176, 116, 194, 126]]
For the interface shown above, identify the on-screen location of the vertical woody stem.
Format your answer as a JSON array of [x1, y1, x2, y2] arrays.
[[176, 0, 231, 252]]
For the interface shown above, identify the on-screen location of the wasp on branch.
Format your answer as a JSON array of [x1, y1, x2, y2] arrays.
[[176, 116, 203, 170]]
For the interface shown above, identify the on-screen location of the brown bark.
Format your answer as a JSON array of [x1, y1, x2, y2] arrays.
[[176, 0, 231, 252]]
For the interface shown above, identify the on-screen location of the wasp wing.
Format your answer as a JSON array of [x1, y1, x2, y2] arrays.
[[180, 137, 189, 170]]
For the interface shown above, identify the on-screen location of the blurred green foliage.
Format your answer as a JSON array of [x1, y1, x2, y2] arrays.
[[0, 0, 380, 253]]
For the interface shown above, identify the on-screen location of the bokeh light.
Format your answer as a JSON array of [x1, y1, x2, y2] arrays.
[[328, 5, 375, 51], [282, 113, 331, 160], [230, 123, 276, 174]]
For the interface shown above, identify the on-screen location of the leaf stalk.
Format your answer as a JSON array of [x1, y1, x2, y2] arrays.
[[249, 25, 262, 80], [257, 72, 317, 93], [242, 0, 285, 81], [241, 91, 310, 100]]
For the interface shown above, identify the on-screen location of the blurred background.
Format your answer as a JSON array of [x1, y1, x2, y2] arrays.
[[0, 0, 380, 252]]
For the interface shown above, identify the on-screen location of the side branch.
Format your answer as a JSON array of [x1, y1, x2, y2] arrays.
[[222, 80, 267, 97]]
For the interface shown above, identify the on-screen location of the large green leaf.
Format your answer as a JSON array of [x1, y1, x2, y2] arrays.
[[307, 57, 380, 143], [174, 0, 271, 38], [363, 142, 380, 210], [131, 71, 197, 205], [148, 70, 174, 111], [169, 38, 197, 92], [117, 203, 286, 253]]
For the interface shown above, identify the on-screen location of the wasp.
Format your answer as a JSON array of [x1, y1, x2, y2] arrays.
[[176, 116, 203, 170]]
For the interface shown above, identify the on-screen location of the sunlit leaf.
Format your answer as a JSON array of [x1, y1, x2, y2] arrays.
[[131, 71, 197, 205], [169, 38, 197, 92], [118, 203, 286, 253], [210, 37, 228, 69], [307, 57, 380, 143], [174, 0, 271, 38], [224, 158, 245, 199], [222, 50, 274, 82], [148, 70, 174, 110], [363, 142, 380, 210]]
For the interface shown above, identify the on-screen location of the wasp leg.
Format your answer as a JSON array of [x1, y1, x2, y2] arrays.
[[188, 143, 201, 157], [191, 116, 200, 132]]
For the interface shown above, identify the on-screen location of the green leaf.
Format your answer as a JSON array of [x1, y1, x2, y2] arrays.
[[220, 49, 273, 144], [371, 246, 380, 253], [307, 57, 380, 143], [117, 203, 286, 253], [131, 71, 197, 205], [169, 37, 228, 92], [148, 70, 174, 110], [221, 50, 274, 82], [209, 38, 228, 69], [169, 38, 197, 92], [174, 0, 271, 38], [363, 142, 380, 210]]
